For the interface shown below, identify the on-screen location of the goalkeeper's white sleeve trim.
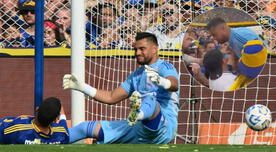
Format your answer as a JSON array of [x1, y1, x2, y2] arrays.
[[83, 83, 97, 98], [158, 77, 171, 90]]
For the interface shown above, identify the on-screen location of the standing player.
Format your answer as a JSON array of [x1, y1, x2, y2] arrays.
[[0, 97, 69, 144], [63, 32, 180, 144]]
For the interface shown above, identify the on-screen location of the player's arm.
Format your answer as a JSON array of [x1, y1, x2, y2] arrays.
[[190, 63, 209, 87], [63, 74, 128, 105], [145, 65, 178, 92], [93, 87, 129, 104], [164, 76, 178, 92]]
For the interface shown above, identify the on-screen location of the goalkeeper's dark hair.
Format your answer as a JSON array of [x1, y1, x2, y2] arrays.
[[206, 17, 226, 30], [37, 97, 61, 127], [135, 32, 158, 46]]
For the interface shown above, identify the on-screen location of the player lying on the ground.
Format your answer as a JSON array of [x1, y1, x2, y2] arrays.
[[0, 97, 69, 144], [63, 32, 180, 144], [206, 17, 267, 90]]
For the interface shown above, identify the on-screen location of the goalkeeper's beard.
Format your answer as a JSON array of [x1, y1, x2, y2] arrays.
[[136, 55, 153, 65]]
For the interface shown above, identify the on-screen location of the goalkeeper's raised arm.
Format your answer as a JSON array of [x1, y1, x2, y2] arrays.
[[63, 74, 128, 105]]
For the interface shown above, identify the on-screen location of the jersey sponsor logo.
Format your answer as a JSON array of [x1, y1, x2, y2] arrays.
[[24, 138, 61, 144], [18, 115, 33, 120]]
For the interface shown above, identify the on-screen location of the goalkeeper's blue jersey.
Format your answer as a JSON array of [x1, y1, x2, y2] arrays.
[[229, 27, 264, 58], [0, 115, 69, 144], [121, 59, 180, 124]]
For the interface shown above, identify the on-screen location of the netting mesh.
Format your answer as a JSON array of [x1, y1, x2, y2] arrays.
[[0, 0, 275, 144]]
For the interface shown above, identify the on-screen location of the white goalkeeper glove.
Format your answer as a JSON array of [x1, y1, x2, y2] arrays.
[[63, 74, 97, 98], [145, 65, 171, 89]]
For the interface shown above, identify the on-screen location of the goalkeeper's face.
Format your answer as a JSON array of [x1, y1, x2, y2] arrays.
[[134, 39, 158, 65]]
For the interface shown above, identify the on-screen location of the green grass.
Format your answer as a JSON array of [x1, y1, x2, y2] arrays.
[[0, 144, 276, 152]]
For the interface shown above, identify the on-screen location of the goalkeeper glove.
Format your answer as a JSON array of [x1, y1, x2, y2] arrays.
[[145, 65, 171, 89], [63, 74, 97, 98]]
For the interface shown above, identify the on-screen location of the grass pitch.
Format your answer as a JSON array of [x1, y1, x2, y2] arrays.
[[0, 144, 275, 152]]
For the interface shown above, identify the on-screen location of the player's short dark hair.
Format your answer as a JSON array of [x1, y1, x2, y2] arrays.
[[206, 17, 226, 30], [135, 32, 158, 46], [37, 97, 61, 127]]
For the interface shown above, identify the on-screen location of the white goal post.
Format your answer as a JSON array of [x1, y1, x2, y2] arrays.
[[71, 0, 85, 127]]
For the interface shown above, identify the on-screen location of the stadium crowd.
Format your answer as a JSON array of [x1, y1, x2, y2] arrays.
[[0, 0, 275, 50]]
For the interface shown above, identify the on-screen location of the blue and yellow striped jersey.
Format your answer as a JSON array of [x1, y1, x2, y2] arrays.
[[0, 115, 69, 144]]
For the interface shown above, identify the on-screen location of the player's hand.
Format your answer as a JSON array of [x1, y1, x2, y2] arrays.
[[145, 65, 160, 84], [190, 63, 200, 76], [63, 74, 84, 92], [63, 74, 97, 98]]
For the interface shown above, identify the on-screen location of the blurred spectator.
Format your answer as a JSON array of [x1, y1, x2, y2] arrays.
[[53, 3, 100, 46], [118, 24, 137, 48], [53, 4, 71, 33], [52, 4, 72, 45], [263, 1, 276, 19], [181, 29, 199, 57], [98, 26, 120, 48], [0, 11, 5, 41], [203, 40, 216, 53], [258, 16, 276, 52], [122, 4, 143, 24], [146, 1, 185, 50], [144, 1, 159, 15], [0, 19, 22, 47], [98, 3, 119, 28], [214, 0, 237, 8], [1, 0, 26, 29], [44, 20, 64, 46], [1, 0, 18, 17], [45, 0, 68, 20], [18, 0, 36, 47], [86, 0, 98, 9], [141, 1, 159, 31], [97, 3, 121, 48]]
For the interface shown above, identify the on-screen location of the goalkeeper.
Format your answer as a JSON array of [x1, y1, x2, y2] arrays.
[[64, 32, 179, 144]]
